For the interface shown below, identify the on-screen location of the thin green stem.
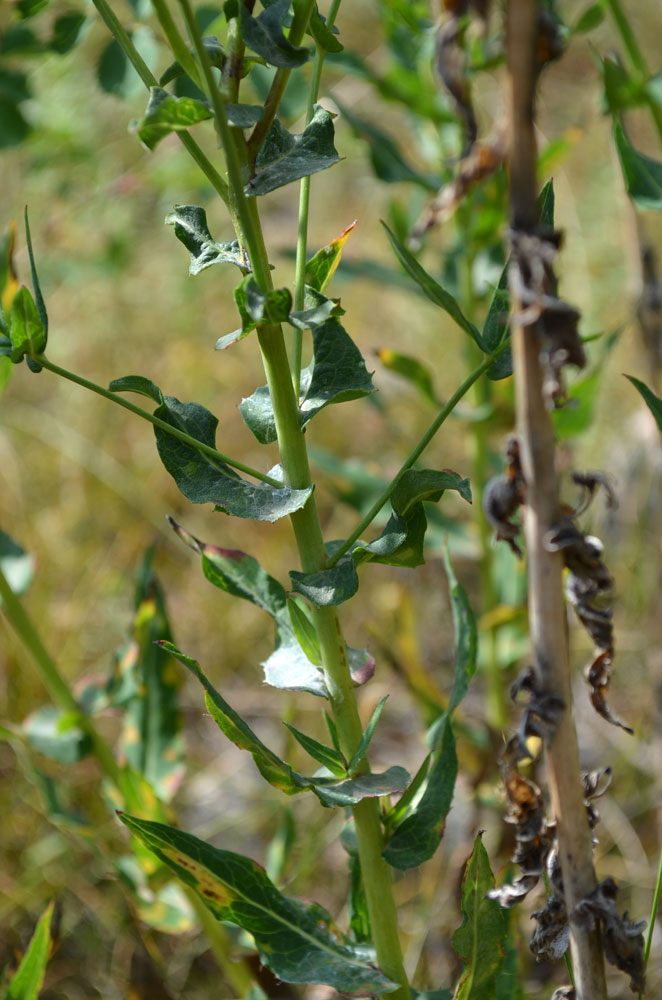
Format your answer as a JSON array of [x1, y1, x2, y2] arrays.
[[292, 0, 343, 396], [150, 0, 200, 85], [603, 0, 662, 142], [327, 353, 497, 568], [220, 13, 244, 102], [91, 0, 229, 204], [35, 356, 283, 487], [0, 566, 122, 786], [246, 0, 318, 163], [640, 848, 662, 998]]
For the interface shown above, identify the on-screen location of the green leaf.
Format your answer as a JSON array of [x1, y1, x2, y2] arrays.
[[0, 529, 34, 601], [336, 99, 439, 190], [0, 96, 31, 147], [137, 86, 212, 151], [111, 380, 311, 521], [226, 102, 264, 128], [119, 813, 398, 996], [23, 707, 92, 764], [108, 374, 163, 404], [571, 4, 604, 33], [443, 545, 477, 714], [350, 469, 472, 570], [382, 715, 457, 870], [239, 0, 310, 69], [246, 105, 341, 196], [309, 7, 343, 53], [482, 264, 511, 381], [287, 597, 322, 665], [166, 205, 245, 275], [240, 315, 375, 443], [168, 519, 374, 697], [159, 642, 308, 794], [305, 220, 357, 292], [452, 834, 507, 999], [96, 28, 156, 98], [551, 367, 602, 438], [290, 555, 359, 607], [6, 901, 54, 1000], [596, 54, 645, 113], [283, 722, 347, 777], [383, 753, 431, 830], [218, 275, 293, 349], [313, 767, 410, 808], [376, 348, 437, 404], [7, 286, 46, 363], [107, 552, 184, 801], [289, 284, 345, 330], [50, 12, 87, 54], [382, 225, 483, 347], [614, 119, 662, 210], [347, 696, 388, 775], [626, 374, 662, 430], [348, 854, 371, 943]]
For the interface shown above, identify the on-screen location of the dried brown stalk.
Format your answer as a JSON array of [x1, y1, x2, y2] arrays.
[[505, 3, 608, 997]]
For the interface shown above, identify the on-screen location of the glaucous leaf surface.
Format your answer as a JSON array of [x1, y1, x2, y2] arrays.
[[166, 205, 246, 275], [110, 379, 311, 521], [119, 814, 399, 996], [246, 105, 340, 196], [239, 0, 310, 69]]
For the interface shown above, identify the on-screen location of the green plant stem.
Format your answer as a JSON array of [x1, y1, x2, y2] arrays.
[[90, 0, 229, 205], [220, 12, 244, 102], [292, 0, 343, 396], [640, 848, 662, 999], [150, 0, 200, 84], [34, 356, 282, 488], [0, 566, 122, 787], [327, 353, 497, 567], [603, 0, 662, 141], [246, 0, 318, 162]]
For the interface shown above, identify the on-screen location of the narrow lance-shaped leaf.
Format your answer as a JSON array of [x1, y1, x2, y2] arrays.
[[626, 374, 662, 430], [168, 518, 374, 697], [305, 219, 357, 292], [287, 597, 322, 665], [348, 696, 388, 775], [119, 814, 399, 997], [109, 378, 312, 522], [443, 544, 477, 713], [246, 105, 341, 197], [382, 224, 483, 347], [283, 722, 347, 777], [452, 834, 507, 999], [166, 205, 246, 275], [6, 901, 54, 1000], [239, 0, 310, 69]]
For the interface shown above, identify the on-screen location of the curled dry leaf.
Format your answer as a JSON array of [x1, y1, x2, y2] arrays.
[[509, 228, 586, 407], [545, 510, 633, 734], [482, 436, 526, 557], [435, 11, 477, 155], [530, 894, 569, 962], [573, 878, 646, 994]]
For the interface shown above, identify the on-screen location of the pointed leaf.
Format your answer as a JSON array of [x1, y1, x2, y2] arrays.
[[288, 285, 344, 330], [137, 86, 212, 150], [309, 7, 343, 54], [240, 316, 375, 443], [24, 209, 47, 341], [384, 753, 431, 830], [119, 814, 398, 996], [443, 545, 477, 713], [159, 642, 307, 794], [382, 715, 457, 870], [111, 381, 311, 521], [287, 597, 322, 665], [290, 554, 359, 607], [108, 374, 163, 404], [166, 205, 245, 274], [313, 767, 410, 808], [626, 374, 662, 430], [348, 696, 388, 775], [50, 12, 87, 54], [305, 220, 357, 293], [239, 0, 310, 69], [283, 722, 346, 777], [452, 835, 507, 999], [613, 119, 662, 210], [246, 105, 340, 196], [383, 225, 483, 346], [7, 902, 53, 1000]]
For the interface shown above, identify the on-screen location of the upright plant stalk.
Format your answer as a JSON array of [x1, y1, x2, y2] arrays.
[[506, 4, 608, 998], [603, 0, 662, 141], [177, 4, 411, 995]]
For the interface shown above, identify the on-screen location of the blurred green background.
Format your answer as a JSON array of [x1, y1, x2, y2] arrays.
[[1, 1, 662, 996]]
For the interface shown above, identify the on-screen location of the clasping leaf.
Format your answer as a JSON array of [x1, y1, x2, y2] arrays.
[[246, 105, 341, 196]]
